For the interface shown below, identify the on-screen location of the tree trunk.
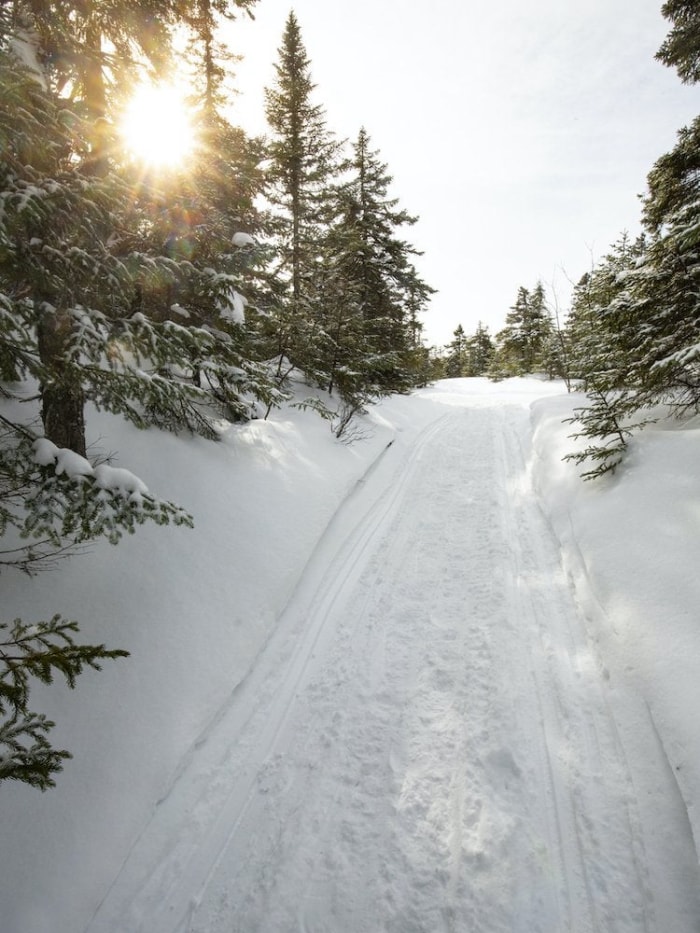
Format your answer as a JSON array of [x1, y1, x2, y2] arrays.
[[37, 309, 86, 456]]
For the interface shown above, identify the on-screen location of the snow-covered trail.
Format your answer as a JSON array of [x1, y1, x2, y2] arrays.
[[87, 399, 698, 933]]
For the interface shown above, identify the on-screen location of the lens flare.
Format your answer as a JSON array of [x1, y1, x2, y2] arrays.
[[121, 83, 195, 169]]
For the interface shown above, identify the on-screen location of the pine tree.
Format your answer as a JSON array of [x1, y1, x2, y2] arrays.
[[4, 2, 282, 451], [565, 41, 700, 479], [532, 2, 700, 480]]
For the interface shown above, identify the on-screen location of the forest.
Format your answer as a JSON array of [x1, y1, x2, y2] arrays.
[[1, 0, 699, 787]]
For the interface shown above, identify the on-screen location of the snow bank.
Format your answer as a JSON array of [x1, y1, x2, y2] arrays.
[[531, 393, 700, 856], [1, 388, 394, 933]]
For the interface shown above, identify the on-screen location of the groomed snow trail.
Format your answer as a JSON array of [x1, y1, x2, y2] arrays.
[[87, 398, 697, 933]]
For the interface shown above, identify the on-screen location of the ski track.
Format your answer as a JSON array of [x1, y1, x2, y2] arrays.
[[86, 401, 697, 933]]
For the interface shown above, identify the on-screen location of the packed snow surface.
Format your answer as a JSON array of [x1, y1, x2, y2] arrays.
[[2, 378, 700, 933]]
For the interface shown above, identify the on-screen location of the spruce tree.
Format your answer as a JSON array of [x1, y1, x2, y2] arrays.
[[0, 8, 222, 789], [493, 283, 553, 375], [139, 1, 282, 422], [263, 12, 342, 380], [323, 127, 434, 403], [562, 234, 652, 478], [628, 122, 700, 414], [656, 0, 700, 84], [444, 325, 468, 377], [0, 616, 128, 789], [566, 233, 645, 390], [3, 2, 280, 451], [466, 322, 494, 376], [563, 0, 700, 480]]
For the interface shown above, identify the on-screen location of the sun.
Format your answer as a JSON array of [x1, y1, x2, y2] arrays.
[[120, 83, 196, 170]]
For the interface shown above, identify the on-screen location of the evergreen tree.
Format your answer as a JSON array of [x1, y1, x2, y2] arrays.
[[0, 615, 128, 789], [263, 12, 342, 379], [3, 2, 280, 454], [562, 210, 700, 479], [135, 2, 283, 422], [493, 283, 553, 375], [566, 234, 645, 390], [0, 9, 232, 789], [466, 322, 494, 376], [656, 0, 700, 84], [627, 122, 700, 414], [323, 128, 434, 402], [562, 234, 652, 478], [182, 0, 258, 117], [444, 325, 468, 377]]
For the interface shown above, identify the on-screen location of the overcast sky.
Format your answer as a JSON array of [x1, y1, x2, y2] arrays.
[[226, 0, 698, 346]]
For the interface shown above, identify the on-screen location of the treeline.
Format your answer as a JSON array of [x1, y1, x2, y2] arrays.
[[0, 2, 433, 787], [440, 282, 564, 382], [441, 0, 700, 480]]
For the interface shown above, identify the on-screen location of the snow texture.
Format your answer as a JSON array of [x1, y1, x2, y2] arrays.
[[33, 437, 149, 497], [2, 378, 700, 933], [231, 232, 255, 248], [217, 288, 246, 324]]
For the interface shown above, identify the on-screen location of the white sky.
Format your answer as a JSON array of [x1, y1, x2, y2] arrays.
[[225, 0, 698, 346]]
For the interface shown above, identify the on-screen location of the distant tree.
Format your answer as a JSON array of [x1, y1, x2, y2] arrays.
[[444, 325, 468, 377], [541, 286, 572, 389], [466, 322, 494, 376], [493, 283, 553, 375]]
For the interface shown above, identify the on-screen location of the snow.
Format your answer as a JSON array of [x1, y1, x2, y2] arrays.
[[32, 438, 149, 498], [93, 464, 148, 498], [33, 438, 93, 479], [8, 25, 47, 90], [231, 232, 255, 248], [2, 377, 700, 932], [217, 288, 246, 324]]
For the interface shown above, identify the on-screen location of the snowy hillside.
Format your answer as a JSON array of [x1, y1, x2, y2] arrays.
[[1, 377, 699, 932]]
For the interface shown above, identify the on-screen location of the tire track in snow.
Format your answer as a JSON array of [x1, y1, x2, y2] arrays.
[[189, 405, 664, 932], [494, 407, 656, 932], [84, 414, 453, 933], [87, 398, 695, 933]]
